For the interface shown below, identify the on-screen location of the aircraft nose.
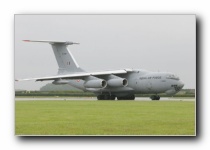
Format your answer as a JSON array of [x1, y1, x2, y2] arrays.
[[179, 81, 184, 89]]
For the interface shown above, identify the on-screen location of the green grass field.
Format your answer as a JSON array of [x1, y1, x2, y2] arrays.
[[15, 100, 195, 135]]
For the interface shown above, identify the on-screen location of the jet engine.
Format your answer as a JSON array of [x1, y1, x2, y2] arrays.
[[107, 78, 128, 87], [84, 79, 107, 88]]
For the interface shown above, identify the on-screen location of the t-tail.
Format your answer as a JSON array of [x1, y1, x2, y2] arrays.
[[23, 40, 84, 74]]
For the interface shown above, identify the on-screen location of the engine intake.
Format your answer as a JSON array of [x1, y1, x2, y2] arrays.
[[84, 79, 107, 88]]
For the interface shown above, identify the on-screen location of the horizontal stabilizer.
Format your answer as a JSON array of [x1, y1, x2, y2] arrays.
[[23, 40, 79, 45]]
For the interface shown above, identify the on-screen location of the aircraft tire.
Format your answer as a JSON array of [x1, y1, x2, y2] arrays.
[[117, 97, 122, 100], [117, 94, 135, 100], [130, 94, 135, 100], [104, 95, 111, 100], [150, 95, 160, 100], [97, 94, 116, 100], [110, 95, 116, 100], [97, 95, 105, 100]]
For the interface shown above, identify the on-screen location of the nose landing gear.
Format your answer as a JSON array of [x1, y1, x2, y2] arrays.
[[150, 95, 160, 100]]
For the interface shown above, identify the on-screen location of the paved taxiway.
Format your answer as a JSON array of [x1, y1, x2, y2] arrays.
[[15, 97, 195, 101]]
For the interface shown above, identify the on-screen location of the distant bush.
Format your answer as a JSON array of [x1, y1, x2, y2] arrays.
[[15, 91, 95, 97], [40, 83, 82, 91]]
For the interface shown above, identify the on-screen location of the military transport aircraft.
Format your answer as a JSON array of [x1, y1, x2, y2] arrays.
[[16, 40, 184, 100]]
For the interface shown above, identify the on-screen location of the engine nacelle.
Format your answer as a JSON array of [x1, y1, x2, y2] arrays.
[[84, 79, 107, 88], [52, 79, 70, 85], [107, 78, 128, 87]]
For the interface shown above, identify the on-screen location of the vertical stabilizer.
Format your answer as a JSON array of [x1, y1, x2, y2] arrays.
[[23, 40, 84, 74]]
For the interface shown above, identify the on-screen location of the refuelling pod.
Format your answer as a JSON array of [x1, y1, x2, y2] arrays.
[[52, 79, 70, 85], [107, 78, 128, 87], [84, 79, 107, 88]]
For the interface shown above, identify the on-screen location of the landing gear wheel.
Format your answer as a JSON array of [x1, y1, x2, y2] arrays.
[[97, 95, 115, 100], [97, 95, 104, 100], [104, 95, 111, 100], [117, 94, 135, 100], [117, 97, 122, 100], [150, 95, 160, 100], [110, 95, 116, 100], [130, 94, 135, 100]]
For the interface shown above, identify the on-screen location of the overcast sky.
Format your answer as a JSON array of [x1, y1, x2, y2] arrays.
[[15, 15, 196, 90]]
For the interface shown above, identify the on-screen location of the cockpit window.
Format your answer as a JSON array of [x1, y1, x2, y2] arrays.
[[166, 74, 180, 80]]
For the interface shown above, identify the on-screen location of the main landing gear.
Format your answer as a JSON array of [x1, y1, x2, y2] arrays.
[[97, 95, 116, 100], [117, 94, 135, 100], [150, 95, 160, 100], [97, 94, 135, 100]]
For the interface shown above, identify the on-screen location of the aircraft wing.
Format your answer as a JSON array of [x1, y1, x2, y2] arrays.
[[15, 69, 133, 82]]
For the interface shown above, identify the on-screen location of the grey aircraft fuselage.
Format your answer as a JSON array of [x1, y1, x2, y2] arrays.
[[67, 69, 184, 98]]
